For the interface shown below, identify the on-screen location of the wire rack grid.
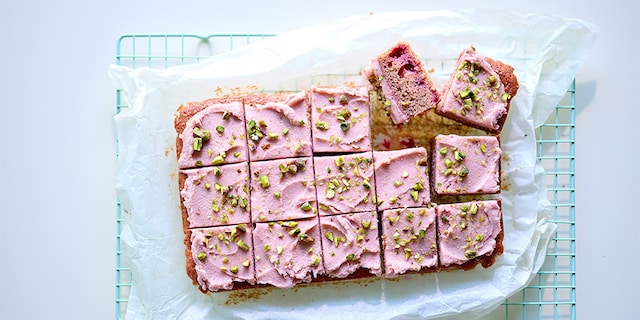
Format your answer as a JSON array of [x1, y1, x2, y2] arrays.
[[114, 34, 576, 320]]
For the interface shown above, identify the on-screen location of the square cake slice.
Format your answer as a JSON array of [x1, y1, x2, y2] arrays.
[[244, 91, 312, 161], [432, 134, 501, 195], [179, 162, 250, 228], [314, 152, 377, 216], [319, 211, 382, 278], [364, 41, 439, 124], [373, 147, 430, 211], [381, 207, 438, 278], [249, 157, 317, 223], [436, 200, 504, 270], [176, 98, 248, 169], [186, 224, 255, 292], [436, 46, 519, 134], [253, 217, 324, 288], [310, 86, 372, 153]]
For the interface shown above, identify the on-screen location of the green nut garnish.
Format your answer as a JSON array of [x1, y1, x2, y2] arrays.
[[361, 219, 371, 229], [273, 191, 281, 199], [480, 143, 487, 153], [282, 128, 289, 135], [242, 259, 250, 267], [212, 155, 225, 165], [222, 257, 229, 263], [469, 203, 478, 214], [311, 254, 321, 267], [336, 108, 352, 121], [501, 93, 511, 102], [454, 151, 466, 161], [213, 167, 222, 176], [197, 252, 207, 261], [326, 188, 336, 199], [276, 246, 283, 255], [345, 253, 355, 261], [413, 182, 424, 191], [439, 147, 449, 155], [268, 132, 279, 139], [340, 121, 351, 132], [444, 158, 453, 168], [419, 229, 426, 239], [393, 180, 403, 187], [288, 228, 301, 236], [328, 96, 335, 103], [193, 127, 211, 140], [192, 137, 203, 151], [216, 125, 225, 133], [300, 201, 312, 211], [325, 231, 334, 242], [464, 249, 477, 259], [315, 121, 329, 130], [236, 223, 247, 233], [221, 111, 231, 120], [459, 166, 469, 177], [335, 156, 345, 168], [230, 266, 239, 274], [259, 175, 270, 188], [362, 179, 372, 190], [237, 239, 250, 252], [298, 233, 314, 243], [476, 234, 484, 241], [410, 190, 419, 202], [339, 95, 348, 105]]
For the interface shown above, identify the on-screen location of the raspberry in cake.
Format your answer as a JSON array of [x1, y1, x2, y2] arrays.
[[432, 134, 501, 195], [373, 147, 430, 211], [249, 157, 317, 223], [381, 207, 438, 278], [310, 86, 372, 153]]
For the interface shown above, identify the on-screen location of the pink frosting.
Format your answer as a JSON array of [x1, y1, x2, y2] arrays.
[[191, 225, 255, 292], [373, 147, 431, 211], [314, 152, 377, 216], [381, 207, 438, 278], [320, 211, 381, 278], [245, 91, 312, 161], [432, 134, 501, 195], [436, 200, 502, 267], [177, 101, 248, 169], [437, 46, 509, 132], [310, 86, 371, 153], [253, 218, 324, 288], [180, 162, 250, 228], [249, 157, 317, 223]]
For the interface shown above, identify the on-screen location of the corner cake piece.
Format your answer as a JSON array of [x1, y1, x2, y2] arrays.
[[432, 134, 501, 195], [436, 200, 504, 270], [381, 207, 438, 278], [436, 46, 519, 134], [364, 41, 439, 124], [244, 91, 312, 161], [310, 86, 372, 153], [313, 152, 377, 216], [249, 157, 317, 223], [253, 217, 324, 288], [186, 224, 255, 292], [179, 162, 250, 228], [319, 211, 382, 278], [176, 98, 248, 169], [373, 147, 430, 211]]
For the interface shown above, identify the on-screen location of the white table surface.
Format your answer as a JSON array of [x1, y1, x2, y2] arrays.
[[0, 1, 637, 319]]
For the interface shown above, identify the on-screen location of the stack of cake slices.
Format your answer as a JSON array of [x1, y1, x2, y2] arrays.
[[176, 42, 517, 293]]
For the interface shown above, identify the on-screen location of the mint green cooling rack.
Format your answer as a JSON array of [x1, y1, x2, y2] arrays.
[[115, 34, 576, 320]]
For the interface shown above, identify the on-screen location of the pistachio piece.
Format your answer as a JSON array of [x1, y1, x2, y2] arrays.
[[311, 254, 321, 267], [459, 166, 469, 177], [334, 156, 345, 168], [259, 175, 270, 188], [340, 121, 350, 132], [212, 155, 225, 165], [237, 239, 250, 251], [501, 93, 511, 102], [480, 143, 487, 153], [282, 128, 289, 136], [267, 132, 279, 139], [419, 229, 426, 239], [236, 223, 247, 233], [345, 253, 355, 261], [454, 151, 466, 161], [410, 190, 419, 202], [273, 191, 281, 199], [222, 257, 229, 263], [328, 96, 335, 103], [230, 266, 239, 274], [464, 249, 477, 259], [192, 137, 203, 151], [444, 158, 453, 168], [315, 121, 329, 130], [242, 259, 250, 267], [339, 95, 348, 105], [439, 147, 449, 155], [193, 127, 211, 140], [325, 188, 335, 199], [412, 182, 424, 191], [197, 252, 207, 261], [362, 179, 372, 189], [298, 233, 314, 243], [288, 228, 301, 236], [213, 167, 222, 176], [393, 180, 403, 187], [221, 111, 230, 120], [475, 234, 484, 241], [325, 231, 334, 242], [300, 202, 312, 211], [361, 219, 371, 229], [276, 246, 283, 255], [216, 125, 225, 133], [469, 203, 478, 214]]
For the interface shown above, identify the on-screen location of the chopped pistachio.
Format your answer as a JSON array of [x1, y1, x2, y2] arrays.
[[389, 196, 398, 204], [193, 127, 211, 140], [469, 203, 478, 214], [233, 151, 241, 158], [444, 158, 453, 168], [222, 257, 229, 263], [204, 183, 211, 190], [220, 266, 228, 272], [334, 156, 345, 168], [288, 228, 301, 236], [346, 253, 355, 261], [406, 211, 415, 221], [336, 108, 351, 121], [501, 93, 511, 102], [444, 168, 453, 176], [221, 111, 231, 120], [311, 255, 321, 267], [340, 121, 351, 132], [339, 95, 348, 105], [439, 147, 449, 155], [404, 248, 413, 260], [300, 202, 312, 211], [326, 188, 336, 199], [325, 231, 334, 242], [242, 259, 250, 267], [419, 229, 426, 239], [212, 155, 225, 165], [282, 221, 298, 228], [417, 157, 428, 166], [298, 233, 314, 243], [297, 119, 306, 125], [464, 249, 477, 259], [459, 166, 469, 177], [236, 223, 247, 233], [393, 180, 403, 187], [276, 246, 283, 255], [267, 132, 279, 139], [197, 252, 207, 261], [328, 96, 335, 103], [264, 244, 271, 251], [476, 234, 484, 241], [315, 121, 329, 130], [413, 182, 424, 191], [480, 143, 487, 153], [273, 191, 281, 199], [361, 219, 371, 229], [230, 266, 239, 274], [192, 137, 203, 151], [237, 239, 250, 251], [393, 231, 400, 242], [402, 171, 409, 178], [362, 179, 372, 189], [259, 175, 270, 188], [213, 167, 222, 176], [215, 125, 225, 133], [454, 151, 466, 161], [410, 190, 419, 202]]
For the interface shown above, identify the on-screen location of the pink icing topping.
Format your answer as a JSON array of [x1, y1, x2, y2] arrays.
[[180, 162, 250, 228], [382, 207, 437, 278], [432, 134, 501, 195], [177, 101, 248, 169], [373, 147, 430, 211], [438, 46, 509, 131], [314, 152, 377, 216], [437, 200, 502, 267], [191, 225, 255, 292], [245, 91, 312, 161], [249, 157, 317, 223], [253, 218, 324, 288], [320, 211, 381, 278], [310, 86, 371, 153]]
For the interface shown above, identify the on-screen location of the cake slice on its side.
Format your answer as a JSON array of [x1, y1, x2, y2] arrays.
[[365, 41, 439, 124], [310, 86, 372, 153], [175, 97, 248, 169], [244, 91, 312, 161], [381, 207, 438, 278], [185, 224, 256, 293], [319, 211, 382, 279], [373, 147, 430, 211], [436, 46, 519, 134], [436, 200, 504, 271], [431, 134, 501, 196], [253, 217, 324, 288]]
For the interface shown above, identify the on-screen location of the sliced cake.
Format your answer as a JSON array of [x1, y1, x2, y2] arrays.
[[186, 224, 255, 292], [364, 41, 439, 124], [313, 152, 377, 216], [253, 218, 324, 288], [373, 147, 430, 211], [436, 200, 504, 270], [244, 91, 312, 161], [381, 207, 438, 278], [319, 211, 382, 278], [176, 98, 248, 169], [436, 46, 519, 134], [310, 86, 372, 153], [431, 134, 501, 195], [249, 157, 317, 223], [179, 162, 251, 228]]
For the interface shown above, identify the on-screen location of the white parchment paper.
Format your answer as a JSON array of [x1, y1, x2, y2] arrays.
[[110, 10, 597, 319]]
